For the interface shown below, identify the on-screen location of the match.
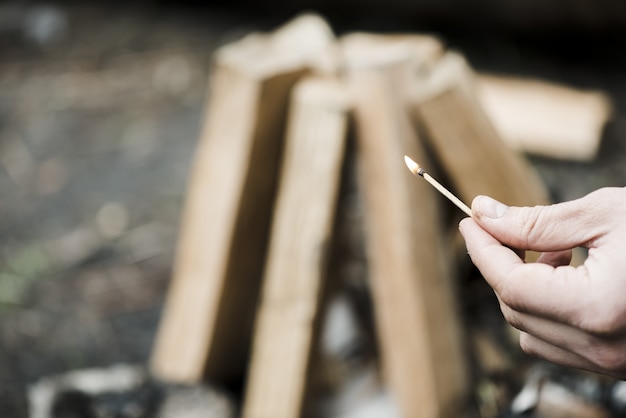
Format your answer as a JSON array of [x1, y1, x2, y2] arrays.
[[404, 155, 472, 217]]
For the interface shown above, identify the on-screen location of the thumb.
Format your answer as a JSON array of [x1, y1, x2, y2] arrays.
[[471, 193, 603, 252]]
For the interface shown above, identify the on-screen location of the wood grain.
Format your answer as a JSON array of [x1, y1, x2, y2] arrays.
[[344, 38, 469, 418], [150, 14, 336, 384], [411, 53, 550, 207], [242, 76, 350, 418]]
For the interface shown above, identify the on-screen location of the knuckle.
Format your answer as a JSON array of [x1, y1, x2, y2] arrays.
[[518, 333, 537, 357], [589, 345, 626, 372], [500, 307, 514, 324], [518, 205, 550, 247], [583, 314, 624, 336], [580, 300, 626, 336], [501, 306, 524, 331], [495, 280, 521, 312]]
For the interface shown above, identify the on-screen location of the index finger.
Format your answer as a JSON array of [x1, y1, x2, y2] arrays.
[[459, 218, 593, 325]]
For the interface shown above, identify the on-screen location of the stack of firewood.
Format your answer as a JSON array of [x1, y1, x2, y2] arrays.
[[149, 14, 611, 418]]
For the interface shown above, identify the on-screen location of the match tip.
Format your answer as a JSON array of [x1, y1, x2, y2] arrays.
[[404, 155, 421, 175]]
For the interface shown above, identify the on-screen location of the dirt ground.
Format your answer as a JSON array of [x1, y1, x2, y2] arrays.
[[0, 2, 625, 417]]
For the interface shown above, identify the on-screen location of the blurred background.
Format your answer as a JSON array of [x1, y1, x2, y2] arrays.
[[1, 1, 626, 417]]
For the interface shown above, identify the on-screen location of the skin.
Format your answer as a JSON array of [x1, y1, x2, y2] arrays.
[[458, 187, 626, 379]]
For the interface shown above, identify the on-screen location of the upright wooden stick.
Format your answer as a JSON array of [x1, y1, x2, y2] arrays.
[[343, 33, 469, 418]]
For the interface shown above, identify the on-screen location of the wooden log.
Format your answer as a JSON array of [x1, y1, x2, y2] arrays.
[[476, 73, 612, 161], [241, 76, 350, 418], [410, 52, 550, 207], [410, 52, 551, 359], [150, 14, 336, 384], [339, 32, 444, 73], [342, 34, 469, 418]]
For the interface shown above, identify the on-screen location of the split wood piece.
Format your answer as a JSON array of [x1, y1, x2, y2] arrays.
[[411, 52, 550, 208], [241, 76, 350, 418], [477, 73, 612, 161], [150, 14, 336, 384], [343, 37, 469, 418], [339, 32, 444, 74]]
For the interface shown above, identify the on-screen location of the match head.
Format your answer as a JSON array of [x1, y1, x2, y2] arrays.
[[404, 155, 422, 176]]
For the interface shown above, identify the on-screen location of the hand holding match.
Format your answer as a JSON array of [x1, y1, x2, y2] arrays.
[[404, 155, 472, 217]]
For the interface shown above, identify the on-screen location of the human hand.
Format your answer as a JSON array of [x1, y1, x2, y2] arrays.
[[458, 187, 626, 378]]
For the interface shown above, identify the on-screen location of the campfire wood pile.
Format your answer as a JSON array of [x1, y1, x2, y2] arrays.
[[149, 14, 612, 418]]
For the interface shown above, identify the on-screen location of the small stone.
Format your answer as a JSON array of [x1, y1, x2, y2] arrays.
[[96, 202, 130, 239], [152, 55, 193, 96], [36, 157, 68, 195], [157, 384, 235, 418]]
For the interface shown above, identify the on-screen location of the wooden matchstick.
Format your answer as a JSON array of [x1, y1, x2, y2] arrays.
[[404, 155, 472, 217]]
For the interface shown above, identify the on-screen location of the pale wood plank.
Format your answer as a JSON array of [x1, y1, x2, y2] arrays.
[[476, 73, 612, 161], [411, 52, 550, 207], [339, 32, 444, 73], [150, 14, 335, 384], [241, 76, 350, 418], [343, 36, 470, 418]]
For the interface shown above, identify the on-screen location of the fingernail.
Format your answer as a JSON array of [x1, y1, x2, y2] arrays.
[[476, 195, 508, 219], [458, 218, 469, 237]]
